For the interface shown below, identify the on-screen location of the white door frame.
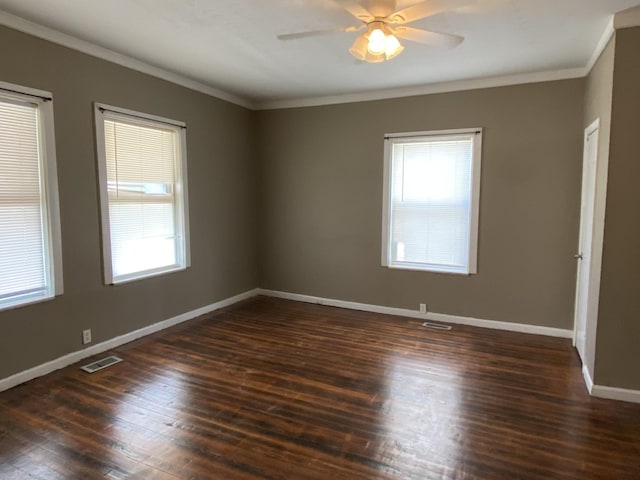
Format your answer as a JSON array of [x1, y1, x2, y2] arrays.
[[573, 117, 609, 388]]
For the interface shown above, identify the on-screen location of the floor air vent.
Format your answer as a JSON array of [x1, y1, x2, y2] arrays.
[[422, 322, 452, 331], [81, 356, 123, 373]]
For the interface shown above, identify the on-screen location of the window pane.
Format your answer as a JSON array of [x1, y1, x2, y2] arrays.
[[104, 120, 176, 185], [0, 99, 46, 300], [387, 134, 477, 273], [109, 202, 176, 277]]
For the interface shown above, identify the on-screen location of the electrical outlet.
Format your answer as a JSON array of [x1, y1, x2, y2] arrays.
[[419, 303, 427, 314], [82, 329, 92, 345]]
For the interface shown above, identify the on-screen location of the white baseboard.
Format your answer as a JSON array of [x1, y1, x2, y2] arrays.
[[582, 365, 595, 394], [257, 289, 573, 338], [0, 288, 259, 393], [591, 384, 640, 404]]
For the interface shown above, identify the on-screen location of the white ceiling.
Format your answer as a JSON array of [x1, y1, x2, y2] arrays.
[[0, 0, 639, 108]]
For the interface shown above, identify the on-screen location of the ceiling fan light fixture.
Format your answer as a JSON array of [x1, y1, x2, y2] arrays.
[[358, 21, 404, 62], [350, 32, 394, 63]]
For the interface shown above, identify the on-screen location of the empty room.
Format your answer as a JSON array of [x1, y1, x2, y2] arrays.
[[1, 0, 639, 478]]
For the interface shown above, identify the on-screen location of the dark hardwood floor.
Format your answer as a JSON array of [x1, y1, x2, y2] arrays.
[[1, 296, 639, 479]]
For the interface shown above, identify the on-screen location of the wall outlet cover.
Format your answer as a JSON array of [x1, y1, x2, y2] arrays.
[[82, 329, 92, 345]]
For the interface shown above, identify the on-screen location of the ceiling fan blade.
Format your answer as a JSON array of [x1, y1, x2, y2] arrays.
[[333, 0, 375, 22], [388, 0, 451, 24], [392, 26, 464, 48], [278, 25, 363, 41]]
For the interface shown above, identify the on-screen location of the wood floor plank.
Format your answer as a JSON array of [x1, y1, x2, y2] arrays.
[[1, 296, 639, 479]]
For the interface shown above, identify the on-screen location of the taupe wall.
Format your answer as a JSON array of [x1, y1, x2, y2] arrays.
[[0, 26, 258, 379], [584, 36, 615, 161], [595, 27, 640, 389], [257, 80, 584, 328]]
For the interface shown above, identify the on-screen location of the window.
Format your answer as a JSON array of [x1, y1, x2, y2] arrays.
[[382, 129, 482, 274], [94, 104, 190, 284], [0, 82, 63, 310]]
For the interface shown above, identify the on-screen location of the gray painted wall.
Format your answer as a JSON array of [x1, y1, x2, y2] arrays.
[[257, 80, 584, 328], [595, 27, 640, 390], [0, 26, 258, 380], [584, 37, 615, 132]]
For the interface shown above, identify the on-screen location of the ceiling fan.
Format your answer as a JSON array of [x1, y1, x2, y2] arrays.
[[277, 0, 464, 63]]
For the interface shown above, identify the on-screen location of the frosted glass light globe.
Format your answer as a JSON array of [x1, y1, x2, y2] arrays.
[[367, 28, 386, 55]]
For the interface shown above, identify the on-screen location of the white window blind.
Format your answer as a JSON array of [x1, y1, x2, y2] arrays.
[[0, 84, 62, 310], [383, 130, 481, 274], [95, 105, 190, 284]]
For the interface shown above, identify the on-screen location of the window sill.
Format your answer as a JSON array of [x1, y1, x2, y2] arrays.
[[108, 264, 188, 286], [384, 262, 473, 275], [0, 291, 57, 312]]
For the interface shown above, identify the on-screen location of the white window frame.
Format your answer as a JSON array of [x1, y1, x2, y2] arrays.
[[381, 128, 482, 275], [0, 81, 63, 311], [94, 103, 190, 285]]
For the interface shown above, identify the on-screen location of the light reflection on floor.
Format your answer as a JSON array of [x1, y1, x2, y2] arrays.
[[375, 353, 462, 476], [108, 368, 191, 474]]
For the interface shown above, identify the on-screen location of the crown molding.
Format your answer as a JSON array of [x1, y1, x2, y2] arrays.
[[255, 67, 586, 110], [0, 10, 254, 110], [614, 5, 640, 29], [585, 18, 615, 73]]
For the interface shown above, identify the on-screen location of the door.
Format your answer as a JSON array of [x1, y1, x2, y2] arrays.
[[574, 120, 599, 364]]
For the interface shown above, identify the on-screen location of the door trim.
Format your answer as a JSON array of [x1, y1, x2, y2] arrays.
[[573, 118, 609, 382]]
